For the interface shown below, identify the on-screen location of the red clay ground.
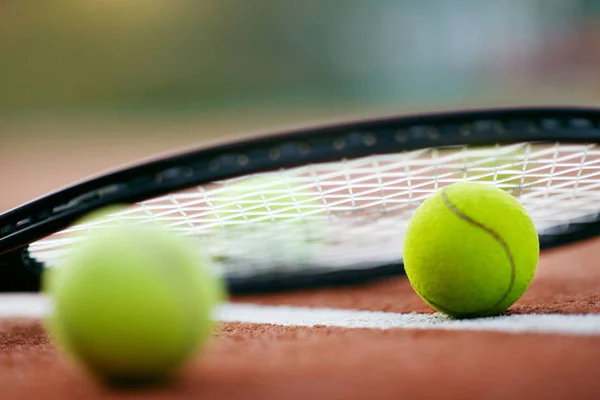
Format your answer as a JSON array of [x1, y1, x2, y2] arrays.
[[0, 236, 599, 399], [1, 320, 600, 400]]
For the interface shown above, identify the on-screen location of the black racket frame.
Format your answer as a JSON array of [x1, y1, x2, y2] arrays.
[[2, 106, 600, 292]]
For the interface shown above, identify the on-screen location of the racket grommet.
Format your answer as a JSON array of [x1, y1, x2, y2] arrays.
[[526, 123, 538, 133], [460, 125, 472, 136], [333, 138, 346, 150], [426, 128, 439, 140], [395, 131, 408, 143], [15, 218, 33, 229], [540, 118, 560, 130], [363, 133, 377, 146], [269, 148, 281, 160], [237, 155, 250, 166], [493, 121, 505, 134], [209, 159, 220, 171], [570, 118, 592, 129], [297, 143, 311, 155]]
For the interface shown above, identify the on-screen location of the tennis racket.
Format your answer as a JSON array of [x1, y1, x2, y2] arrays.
[[2, 106, 600, 294]]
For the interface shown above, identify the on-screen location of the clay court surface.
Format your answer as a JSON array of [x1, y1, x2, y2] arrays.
[[2, 124, 600, 400], [0, 228, 598, 399]]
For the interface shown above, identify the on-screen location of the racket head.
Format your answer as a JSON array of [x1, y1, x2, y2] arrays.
[[2, 106, 600, 293]]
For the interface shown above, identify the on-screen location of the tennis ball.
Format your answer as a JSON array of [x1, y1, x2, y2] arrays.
[[461, 145, 534, 195], [211, 176, 321, 224], [210, 176, 325, 264], [43, 213, 223, 384], [403, 181, 539, 318], [41, 205, 131, 296], [43, 205, 228, 305]]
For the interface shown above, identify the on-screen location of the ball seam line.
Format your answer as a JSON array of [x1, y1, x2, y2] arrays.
[[415, 188, 517, 318]]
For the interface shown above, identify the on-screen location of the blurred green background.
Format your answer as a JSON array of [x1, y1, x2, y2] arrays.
[[2, 0, 600, 212]]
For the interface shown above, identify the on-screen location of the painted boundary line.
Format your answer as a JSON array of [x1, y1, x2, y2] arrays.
[[1, 295, 599, 336], [218, 303, 600, 336]]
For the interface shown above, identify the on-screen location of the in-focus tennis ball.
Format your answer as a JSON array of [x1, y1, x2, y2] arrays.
[[43, 212, 224, 384], [403, 182, 539, 318]]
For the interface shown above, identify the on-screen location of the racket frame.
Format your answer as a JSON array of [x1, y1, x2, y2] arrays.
[[2, 106, 600, 292]]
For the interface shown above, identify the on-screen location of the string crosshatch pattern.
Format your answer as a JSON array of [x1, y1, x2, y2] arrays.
[[28, 142, 600, 292]]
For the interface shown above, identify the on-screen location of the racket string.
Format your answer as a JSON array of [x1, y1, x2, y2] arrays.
[[28, 142, 600, 278]]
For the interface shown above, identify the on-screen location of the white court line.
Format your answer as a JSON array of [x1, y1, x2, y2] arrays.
[[218, 303, 600, 336], [1, 295, 600, 337]]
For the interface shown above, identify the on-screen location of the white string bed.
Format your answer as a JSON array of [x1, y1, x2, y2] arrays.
[[29, 142, 600, 278]]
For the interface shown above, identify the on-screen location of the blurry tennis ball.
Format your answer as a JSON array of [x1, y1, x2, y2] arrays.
[[403, 182, 539, 318], [211, 176, 321, 224], [210, 176, 325, 263], [462, 145, 534, 195], [41, 205, 130, 295], [43, 208, 224, 384], [43, 205, 227, 304]]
